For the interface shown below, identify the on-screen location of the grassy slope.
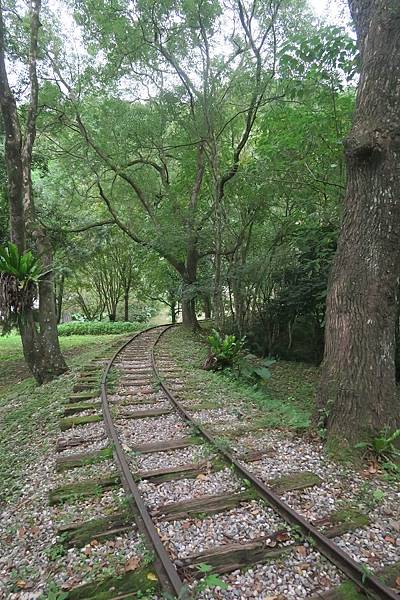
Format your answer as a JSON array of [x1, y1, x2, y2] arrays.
[[0, 333, 128, 501], [165, 326, 317, 430]]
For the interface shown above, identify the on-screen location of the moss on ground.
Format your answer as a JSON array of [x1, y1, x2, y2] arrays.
[[60, 414, 103, 430], [49, 475, 121, 505], [67, 566, 160, 599]]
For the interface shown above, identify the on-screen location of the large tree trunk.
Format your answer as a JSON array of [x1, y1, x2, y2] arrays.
[[18, 228, 68, 382], [395, 291, 400, 383], [316, 0, 400, 444], [181, 296, 198, 329]]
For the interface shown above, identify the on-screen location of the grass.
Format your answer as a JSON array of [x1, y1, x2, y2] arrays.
[[0, 333, 127, 394], [0, 332, 129, 502], [164, 326, 316, 431]]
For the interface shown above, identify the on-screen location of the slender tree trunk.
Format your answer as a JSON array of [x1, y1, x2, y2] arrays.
[[203, 295, 211, 320], [171, 301, 177, 324], [316, 0, 400, 443], [56, 273, 64, 323], [124, 290, 129, 321]]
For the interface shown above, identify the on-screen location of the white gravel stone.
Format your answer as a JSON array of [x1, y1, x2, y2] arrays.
[[131, 446, 210, 471], [52, 530, 142, 591], [194, 549, 342, 599], [157, 501, 291, 559], [139, 468, 242, 509], [58, 422, 106, 443], [116, 414, 191, 447]]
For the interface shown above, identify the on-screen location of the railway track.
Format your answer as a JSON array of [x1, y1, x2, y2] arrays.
[[51, 325, 400, 599]]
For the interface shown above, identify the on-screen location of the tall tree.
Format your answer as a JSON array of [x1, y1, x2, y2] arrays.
[[0, 0, 67, 383], [316, 0, 400, 443], [47, 0, 308, 329]]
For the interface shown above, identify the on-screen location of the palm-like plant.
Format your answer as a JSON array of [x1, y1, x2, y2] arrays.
[[0, 242, 41, 280], [0, 242, 41, 332]]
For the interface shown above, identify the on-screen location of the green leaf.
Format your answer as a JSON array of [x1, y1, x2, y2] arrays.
[[196, 563, 213, 574]]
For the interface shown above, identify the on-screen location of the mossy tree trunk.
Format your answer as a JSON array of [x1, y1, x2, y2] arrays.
[[0, 0, 67, 384], [316, 0, 400, 443]]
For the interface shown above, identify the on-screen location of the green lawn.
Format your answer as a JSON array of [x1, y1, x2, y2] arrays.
[[0, 332, 126, 361], [0, 333, 128, 393]]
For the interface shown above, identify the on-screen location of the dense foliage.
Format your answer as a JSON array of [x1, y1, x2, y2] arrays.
[[57, 321, 143, 336], [12, 0, 355, 351]]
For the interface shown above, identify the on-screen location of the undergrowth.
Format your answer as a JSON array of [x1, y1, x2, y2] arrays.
[[165, 325, 315, 430], [58, 321, 143, 336]]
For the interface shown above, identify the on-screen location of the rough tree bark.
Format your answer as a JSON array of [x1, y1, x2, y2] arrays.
[[55, 273, 65, 323], [0, 0, 67, 383], [179, 243, 200, 330], [316, 0, 400, 443], [203, 295, 212, 320]]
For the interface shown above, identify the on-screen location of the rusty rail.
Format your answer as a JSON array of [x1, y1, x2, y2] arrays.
[[101, 325, 187, 598], [151, 324, 399, 600], [100, 323, 399, 600]]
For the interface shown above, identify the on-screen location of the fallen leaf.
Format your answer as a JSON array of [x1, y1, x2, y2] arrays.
[[395, 576, 400, 589], [147, 572, 158, 581], [384, 536, 396, 544], [17, 528, 26, 539], [124, 557, 140, 572], [196, 473, 207, 480], [16, 581, 27, 589], [90, 539, 100, 546], [295, 545, 307, 556], [368, 463, 377, 474], [276, 531, 290, 542], [389, 520, 400, 532]]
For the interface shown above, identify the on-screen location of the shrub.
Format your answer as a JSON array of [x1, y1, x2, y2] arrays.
[[58, 321, 144, 336], [235, 353, 275, 383], [129, 307, 156, 322], [204, 329, 245, 370]]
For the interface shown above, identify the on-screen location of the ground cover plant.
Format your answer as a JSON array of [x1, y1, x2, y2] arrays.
[[0, 333, 128, 500], [169, 325, 315, 431]]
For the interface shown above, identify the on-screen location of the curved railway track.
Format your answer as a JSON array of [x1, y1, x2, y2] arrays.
[[95, 324, 399, 600], [50, 324, 399, 599]]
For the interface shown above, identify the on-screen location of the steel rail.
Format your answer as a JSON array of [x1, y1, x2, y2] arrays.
[[152, 324, 399, 600], [101, 325, 187, 599]]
